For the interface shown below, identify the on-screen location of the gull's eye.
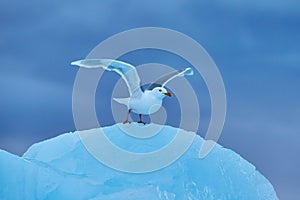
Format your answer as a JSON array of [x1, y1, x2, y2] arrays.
[[159, 89, 162, 92]]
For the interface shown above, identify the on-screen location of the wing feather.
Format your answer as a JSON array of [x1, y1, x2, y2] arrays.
[[71, 59, 142, 96], [147, 68, 193, 90]]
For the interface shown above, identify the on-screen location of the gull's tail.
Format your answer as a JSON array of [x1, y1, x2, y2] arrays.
[[113, 97, 130, 106]]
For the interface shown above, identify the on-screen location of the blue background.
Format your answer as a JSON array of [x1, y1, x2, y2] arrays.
[[0, 1, 299, 199]]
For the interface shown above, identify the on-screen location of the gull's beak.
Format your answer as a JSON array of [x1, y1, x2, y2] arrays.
[[164, 92, 172, 97]]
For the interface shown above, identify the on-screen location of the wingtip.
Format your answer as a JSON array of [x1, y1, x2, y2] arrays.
[[71, 60, 81, 66], [184, 67, 194, 76]]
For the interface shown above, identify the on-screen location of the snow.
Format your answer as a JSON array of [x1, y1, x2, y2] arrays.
[[0, 123, 278, 200]]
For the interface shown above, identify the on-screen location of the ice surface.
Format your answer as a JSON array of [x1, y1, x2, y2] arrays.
[[0, 124, 278, 200]]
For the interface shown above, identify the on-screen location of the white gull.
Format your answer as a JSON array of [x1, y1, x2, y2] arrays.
[[71, 59, 193, 124]]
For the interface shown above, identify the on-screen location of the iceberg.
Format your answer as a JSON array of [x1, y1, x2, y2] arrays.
[[0, 124, 278, 200]]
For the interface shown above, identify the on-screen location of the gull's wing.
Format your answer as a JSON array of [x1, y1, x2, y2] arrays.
[[147, 68, 194, 90], [71, 59, 142, 96]]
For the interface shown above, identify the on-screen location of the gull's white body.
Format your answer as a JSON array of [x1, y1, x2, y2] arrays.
[[114, 88, 168, 115], [129, 90, 163, 115]]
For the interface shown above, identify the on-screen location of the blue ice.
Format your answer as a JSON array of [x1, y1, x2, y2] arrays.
[[0, 124, 278, 199]]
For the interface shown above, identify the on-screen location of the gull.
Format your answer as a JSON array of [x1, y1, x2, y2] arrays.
[[71, 59, 193, 124]]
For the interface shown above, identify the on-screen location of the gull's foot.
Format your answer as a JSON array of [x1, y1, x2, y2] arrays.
[[123, 120, 131, 124], [138, 121, 146, 125]]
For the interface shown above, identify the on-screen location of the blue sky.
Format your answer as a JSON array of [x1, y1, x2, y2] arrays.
[[0, 1, 299, 199]]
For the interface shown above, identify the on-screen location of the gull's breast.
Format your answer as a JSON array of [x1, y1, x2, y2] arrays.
[[129, 96, 162, 115]]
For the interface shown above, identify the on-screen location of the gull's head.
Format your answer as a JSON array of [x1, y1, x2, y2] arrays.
[[151, 87, 172, 99]]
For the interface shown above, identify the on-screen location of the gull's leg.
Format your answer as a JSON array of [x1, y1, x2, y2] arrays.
[[123, 109, 132, 124], [138, 114, 146, 125]]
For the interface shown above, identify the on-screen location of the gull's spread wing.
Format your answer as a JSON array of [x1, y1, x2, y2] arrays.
[[71, 59, 142, 96], [147, 68, 193, 90]]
